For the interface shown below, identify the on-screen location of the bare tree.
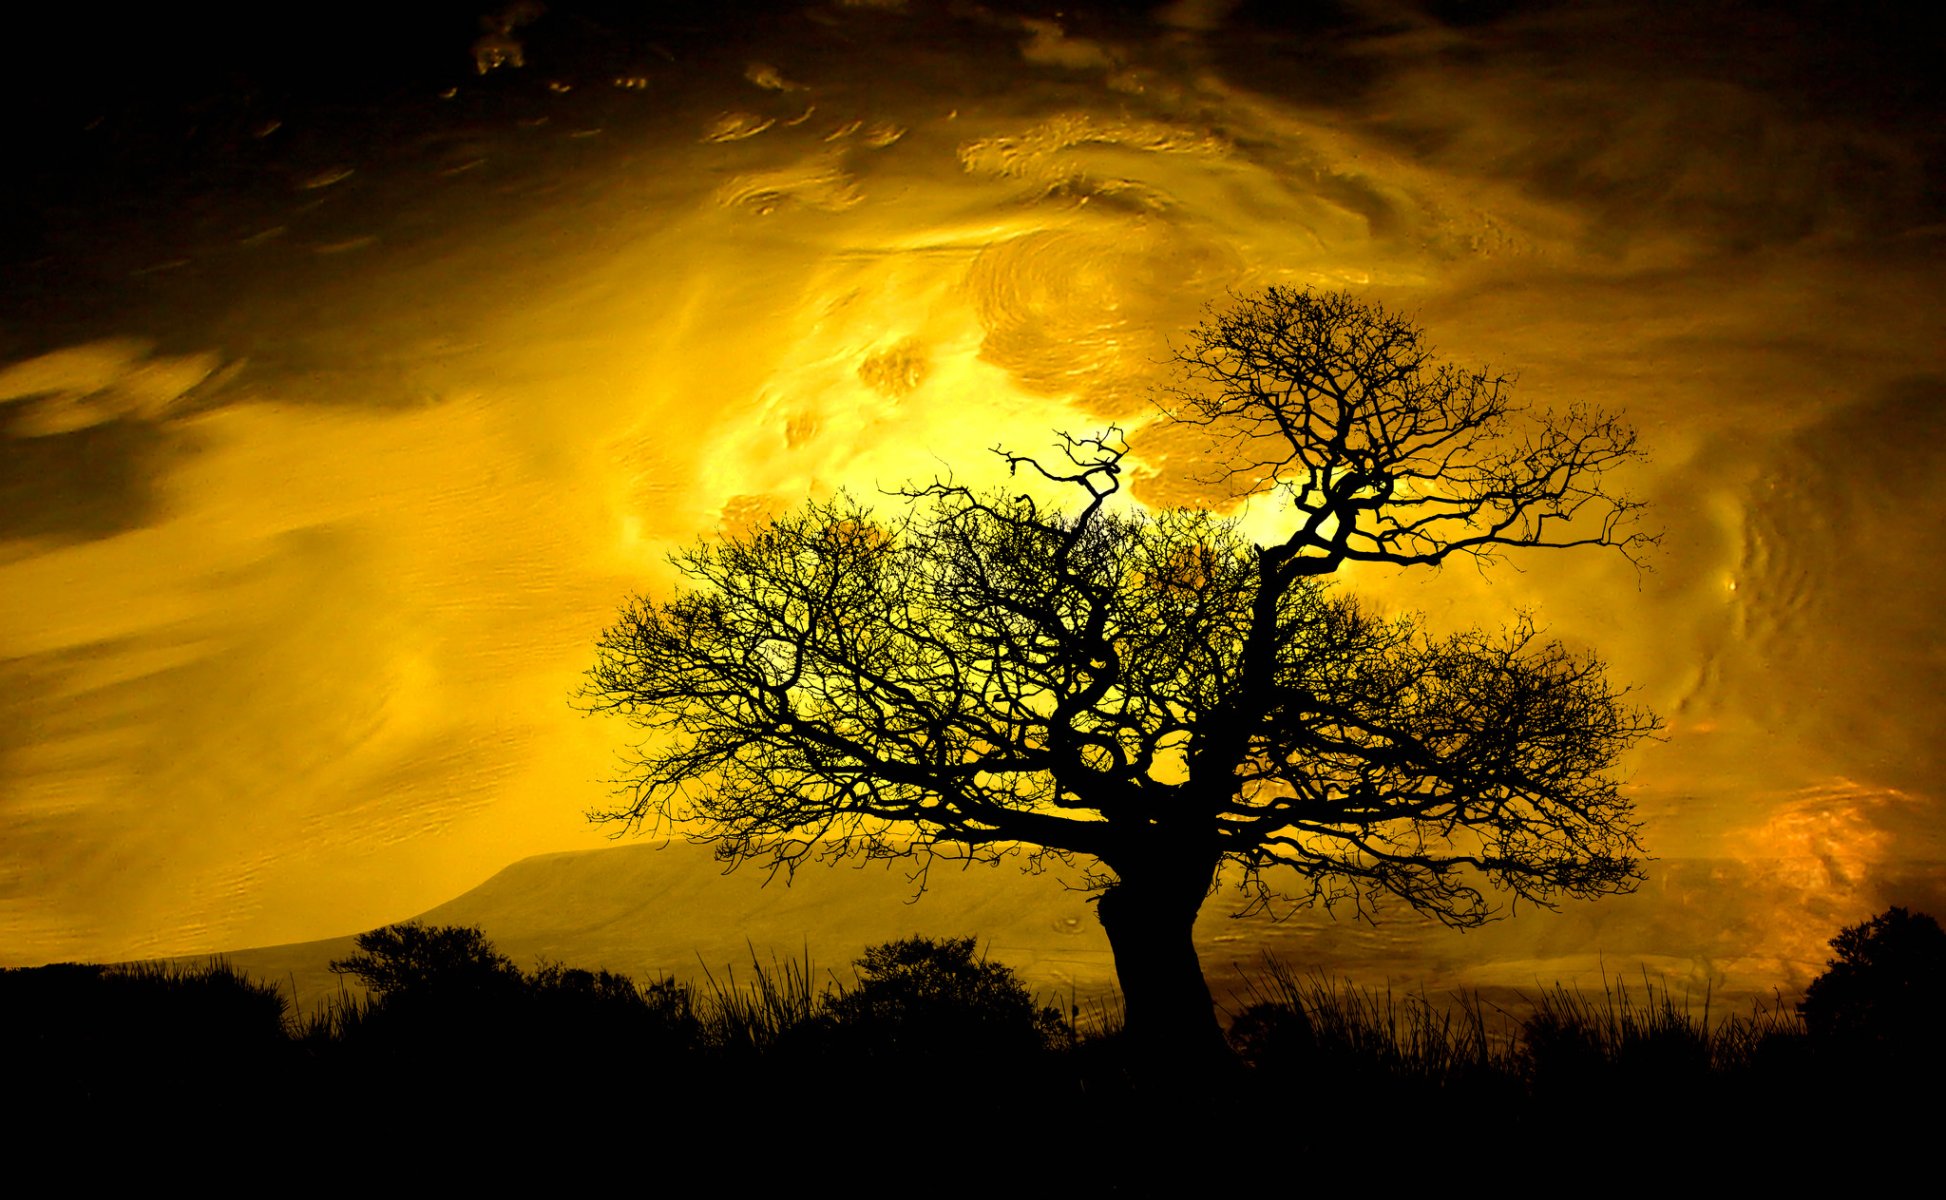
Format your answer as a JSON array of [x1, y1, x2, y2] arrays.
[[1163, 286, 1652, 573], [583, 288, 1659, 1061]]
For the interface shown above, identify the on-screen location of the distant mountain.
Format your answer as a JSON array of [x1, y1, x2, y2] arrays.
[[216, 840, 1115, 1018], [210, 841, 1946, 1020]]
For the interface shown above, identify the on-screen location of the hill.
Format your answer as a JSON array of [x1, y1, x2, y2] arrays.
[[200, 840, 1938, 1021]]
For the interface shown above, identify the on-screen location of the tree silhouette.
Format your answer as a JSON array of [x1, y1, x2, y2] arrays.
[[329, 922, 522, 1001], [821, 936, 1068, 1061], [1798, 907, 1946, 1055], [585, 287, 1659, 1061]]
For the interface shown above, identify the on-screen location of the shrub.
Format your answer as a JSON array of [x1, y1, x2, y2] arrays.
[[1, 959, 291, 1112], [329, 921, 522, 1001], [525, 961, 703, 1057], [820, 936, 1067, 1062]]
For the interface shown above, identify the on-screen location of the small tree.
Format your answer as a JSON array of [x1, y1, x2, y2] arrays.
[[585, 287, 1658, 1061], [1798, 907, 1946, 1052], [329, 922, 522, 1002], [823, 936, 1066, 1060]]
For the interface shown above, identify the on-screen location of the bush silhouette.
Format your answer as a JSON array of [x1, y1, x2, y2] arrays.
[[818, 936, 1066, 1062], [2, 959, 290, 1111], [329, 921, 522, 1001], [524, 961, 703, 1058], [326, 922, 527, 1066], [321, 923, 714, 1096], [1798, 907, 1946, 1056]]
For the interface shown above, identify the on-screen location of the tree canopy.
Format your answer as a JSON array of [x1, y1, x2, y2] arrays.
[[821, 936, 1068, 1061], [329, 921, 520, 1001], [1798, 907, 1946, 1052], [584, 286, 1659, 1059]]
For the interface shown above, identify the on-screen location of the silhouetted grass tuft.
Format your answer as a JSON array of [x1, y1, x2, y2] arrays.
[[695, 944, 827, 1056], [1227, 955, 1509, 1086]]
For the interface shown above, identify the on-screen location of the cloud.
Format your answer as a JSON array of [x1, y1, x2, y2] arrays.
[[1726, 377, 1946, 795], [0, 419, 174, 544], [1352, 3, 1936, 257], [0, 341, 224, 436]]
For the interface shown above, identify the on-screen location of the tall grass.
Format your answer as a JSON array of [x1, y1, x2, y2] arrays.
[[693, 945, 829, 1055], [289, 981, 378, 1044], [1223, 954, 1807, 1091], [1226, 955, 1514, 1086], [1518, 968, 1809, 1082]]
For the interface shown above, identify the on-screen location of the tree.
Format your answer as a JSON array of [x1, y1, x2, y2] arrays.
[[822, 936, 1068, 1061], [584, 287, 1659, 1062], [1798, 907, 1946, 1053], [329, 921, 522, 1002]]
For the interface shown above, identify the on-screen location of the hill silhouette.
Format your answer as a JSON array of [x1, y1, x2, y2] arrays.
[[194, 840, 1945, 1021]]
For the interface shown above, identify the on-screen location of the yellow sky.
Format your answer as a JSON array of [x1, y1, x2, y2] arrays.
[[1, 1, 1940, 986]]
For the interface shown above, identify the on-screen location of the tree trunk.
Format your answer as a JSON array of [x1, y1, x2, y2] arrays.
[[1096, 855, 1229, 1068]]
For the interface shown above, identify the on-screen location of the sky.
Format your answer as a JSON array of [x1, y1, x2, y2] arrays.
[[1, 1, 1940, 996]]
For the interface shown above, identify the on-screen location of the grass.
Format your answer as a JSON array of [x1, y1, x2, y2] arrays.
[[1, 930, 1910, 1158], [1226, 955, 1510, 1083], [693, 944, 827, 1055], [13, 935, 1937, 1183], [1222, 955, 1816, 1089]]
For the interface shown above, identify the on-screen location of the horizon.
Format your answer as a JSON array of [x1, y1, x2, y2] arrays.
[[198, 840, 1927, 1031]]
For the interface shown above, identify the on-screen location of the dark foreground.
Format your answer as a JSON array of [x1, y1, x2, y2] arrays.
[[4, 926, 1938, 1186]]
